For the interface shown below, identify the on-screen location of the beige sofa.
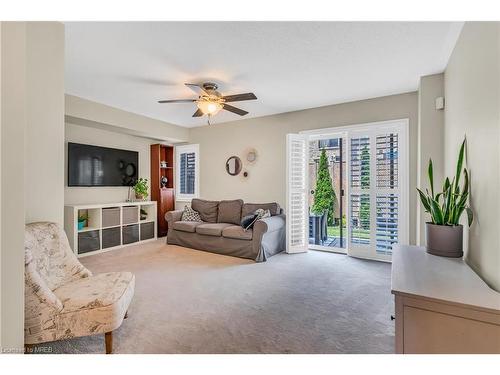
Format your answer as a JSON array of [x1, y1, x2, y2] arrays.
[[24, 222, 135, 353], [166, 199, 285, 262]]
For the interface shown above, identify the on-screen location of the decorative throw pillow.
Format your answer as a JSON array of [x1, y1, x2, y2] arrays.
[[241, 214, 257, 230], [181, 205, 202, 222], [242, 209, 271, 231], [255, 208, 271, 220]]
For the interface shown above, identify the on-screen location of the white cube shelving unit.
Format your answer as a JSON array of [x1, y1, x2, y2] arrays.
[[64, 201, 157, 257]]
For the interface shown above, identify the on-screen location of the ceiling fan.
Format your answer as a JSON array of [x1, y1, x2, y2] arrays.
[[158, 82, 257, 124]]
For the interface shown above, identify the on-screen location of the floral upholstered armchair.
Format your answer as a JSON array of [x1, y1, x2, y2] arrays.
[[24, 222, 135, 354]]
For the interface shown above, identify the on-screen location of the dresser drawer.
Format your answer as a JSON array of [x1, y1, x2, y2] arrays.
[[140, 221, 155, 240], [102, 207, 120, 228], [122, 206, 138, 225], [102, 226, 121, 249], [78, 230, 100, 254], [122, 224, 139, 244]]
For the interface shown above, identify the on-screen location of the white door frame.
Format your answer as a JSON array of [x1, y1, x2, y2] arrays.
[[299, 118, 410, 262]]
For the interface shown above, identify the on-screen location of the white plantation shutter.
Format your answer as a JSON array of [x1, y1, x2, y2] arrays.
[[348, 135, 373, 258], [286, 134, 309, 254], [376, 194, 399, 254], [376, 133, 399, 189], [350, 136, 370, 189], [375, 133, 400, 255], [347, 123, 408, 261], [180, 152, 196, 194], [176, 144, 199, 200]]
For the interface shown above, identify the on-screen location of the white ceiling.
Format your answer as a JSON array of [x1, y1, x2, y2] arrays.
[[65, 22, 463, 128]]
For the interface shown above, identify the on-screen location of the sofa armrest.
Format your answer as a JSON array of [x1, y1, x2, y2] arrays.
[[253, 214, 286, 236], [253, 214, 286, 262], [165, 210, 183, 226]]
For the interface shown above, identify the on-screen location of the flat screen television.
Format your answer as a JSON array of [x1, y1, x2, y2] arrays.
[[68, 142, 139, 187]]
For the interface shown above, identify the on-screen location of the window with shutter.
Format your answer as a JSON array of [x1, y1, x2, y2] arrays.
[[179, 152, 196, 195], [176, 144, 199, 200]]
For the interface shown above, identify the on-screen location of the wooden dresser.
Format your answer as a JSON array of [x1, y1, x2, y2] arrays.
[[391, 245, 500, 354]]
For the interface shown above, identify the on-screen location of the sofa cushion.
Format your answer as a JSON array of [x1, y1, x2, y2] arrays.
[[222, 225, 253, 241], [173, 221, 203, 233], [217, 199, 243, 225], [196, 223, 233, 236], [192, 199, 219, 223], [54, 271, 134, 313], [49, 271, 135, 341], [242, 202, 280, 217]]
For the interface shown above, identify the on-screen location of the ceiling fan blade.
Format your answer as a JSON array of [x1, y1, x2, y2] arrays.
[[192, 108, 204, 117], [185, 83, 209, 96], [158, 99, 196, 104], [222, 93, 257, 102], [223, 104, 249, 116]]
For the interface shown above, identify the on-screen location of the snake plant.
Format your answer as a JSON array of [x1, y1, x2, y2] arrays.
[[417, 138, 473, 227]]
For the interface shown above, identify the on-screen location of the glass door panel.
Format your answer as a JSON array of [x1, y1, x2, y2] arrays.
[[308, 135, 346, 252]]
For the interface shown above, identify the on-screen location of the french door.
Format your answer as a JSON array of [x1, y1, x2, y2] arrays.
[[286, 119, 409, 261]]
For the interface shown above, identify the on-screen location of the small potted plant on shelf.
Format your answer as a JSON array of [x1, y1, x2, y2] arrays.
[[78, 214, 87, 230], [133, 178, 149, 201], [417, 138, 473, 257]]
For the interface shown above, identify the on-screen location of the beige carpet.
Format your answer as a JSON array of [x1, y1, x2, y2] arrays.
[[38, 239, 394, 354]]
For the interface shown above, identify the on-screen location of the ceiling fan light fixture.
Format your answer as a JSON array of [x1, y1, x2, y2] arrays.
[[196, 100, 223, 116]]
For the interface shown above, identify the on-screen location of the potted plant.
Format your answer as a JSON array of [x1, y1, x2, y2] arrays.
[[417, 138, 473, 257], [78, 214, 87, 230], [133, 178, 149, 201]]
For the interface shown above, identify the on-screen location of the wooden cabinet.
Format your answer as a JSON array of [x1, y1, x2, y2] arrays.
[[391, 245, 500, 354], [151, 144, 175, 237]]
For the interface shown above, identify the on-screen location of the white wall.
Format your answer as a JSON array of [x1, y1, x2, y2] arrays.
[[1, 22, 28, 351], [65, 94, 189, 143], [417, 74, 444, 245], [0, 21, 65, 351], [0, 20, 2, 347], [25, 22, 65, 225], [444, 22, 500, 291], [65, 122, 154, 205], [189, 92, 419, 244]]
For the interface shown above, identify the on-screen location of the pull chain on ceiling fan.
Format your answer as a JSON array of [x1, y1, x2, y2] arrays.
[[157, 82, 257, 124]]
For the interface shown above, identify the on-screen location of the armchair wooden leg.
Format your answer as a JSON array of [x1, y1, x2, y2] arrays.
[[124, 310, 128, 319], [105, 331, 113, 354]]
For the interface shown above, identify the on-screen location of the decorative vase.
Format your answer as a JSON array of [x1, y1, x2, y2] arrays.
[[425, 223, 463, 258], [78, 221, 85, 230], [160, 176, 168, 188]]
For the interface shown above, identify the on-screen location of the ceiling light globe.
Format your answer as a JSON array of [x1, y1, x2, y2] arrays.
[[197, 100, 222, 116]]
